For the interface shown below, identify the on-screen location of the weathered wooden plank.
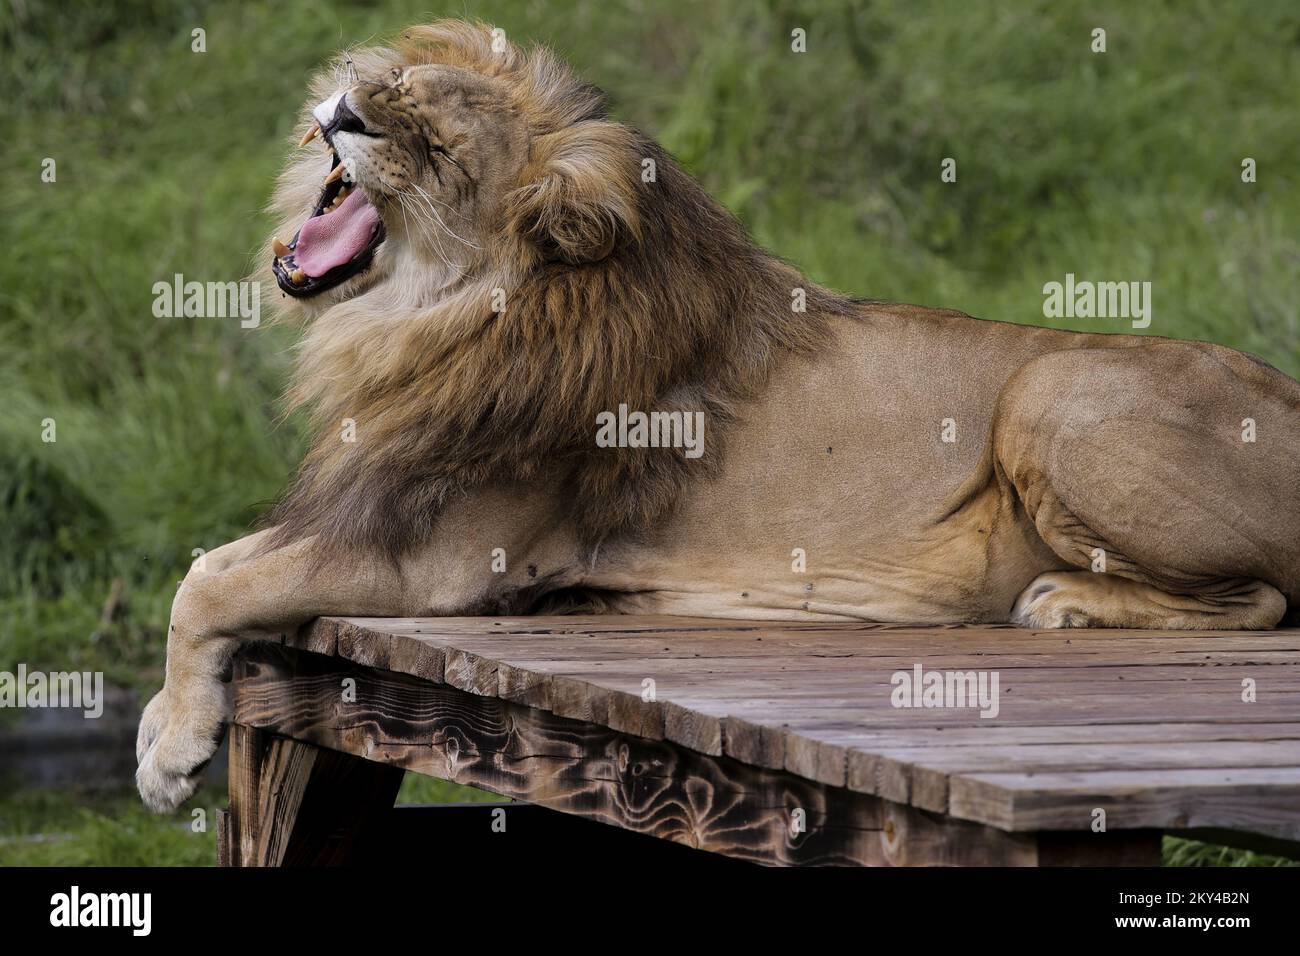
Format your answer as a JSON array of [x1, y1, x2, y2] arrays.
[[555, 670, 1291, 695], [948, 768, 1300, 832], [232, 644, 1073, 865], [692, 719, 1300, 783], [293, 618, 444, 681], [820, 721, 1300, 754], [644, 689, 1300, 790], [267, 616, 1300, 842], [322, 636, 1300, 670], [860, 740, 1300, 811], [663, 699, 724, 756], [837, 722, 1300, 799], [672, 693, 1299, 729], [291, 618, 339, 656], [311, 614, 1297, 644], [405, 656, 1300, 692], [303, 616, 1300, 665]]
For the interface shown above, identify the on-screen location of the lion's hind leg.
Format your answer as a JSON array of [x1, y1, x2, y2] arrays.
[[995, 343, 1300, 630]]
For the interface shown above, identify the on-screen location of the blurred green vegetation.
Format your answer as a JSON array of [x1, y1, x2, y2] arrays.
[[0, 786, 222, 866], [1162, 836, 1297, 868], [1, 0, 1296, 864]]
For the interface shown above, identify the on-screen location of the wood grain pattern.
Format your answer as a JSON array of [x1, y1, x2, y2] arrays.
[[252, 736, 317, 866], [215, 807, 232, 868], [226, 723, 263, 867], [222, 727, 405, 867], [231, 615, 1300, 854], [231, 644, 1160, 865]]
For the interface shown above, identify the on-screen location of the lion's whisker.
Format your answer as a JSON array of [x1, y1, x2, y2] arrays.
[[413, 183, 474, 224], [396, 191, 469, 279], [405, 184, 480, 251]]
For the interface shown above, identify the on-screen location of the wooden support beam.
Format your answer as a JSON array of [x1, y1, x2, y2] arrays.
[[224, 713, 403, 866], [226, 723, 263, 866], [215, 807, 232, 867]]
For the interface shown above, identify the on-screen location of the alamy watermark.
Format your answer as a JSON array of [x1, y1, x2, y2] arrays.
[[152, 273, 261, 328], [50, 886, 151, 936], [596, 403, 705, 459], [1042, 273, 1151, 328], [890, 664, 1000, 719], [0, 665, 104, 718]]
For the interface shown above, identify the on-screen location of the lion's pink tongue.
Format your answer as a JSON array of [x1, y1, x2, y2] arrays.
[[295, 189, 380, 277]]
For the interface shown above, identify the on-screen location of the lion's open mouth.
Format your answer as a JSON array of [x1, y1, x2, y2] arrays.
[[273, 148, 386, 298]]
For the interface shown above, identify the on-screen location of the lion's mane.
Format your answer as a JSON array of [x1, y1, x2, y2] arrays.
[[264, 21, 857, 559]]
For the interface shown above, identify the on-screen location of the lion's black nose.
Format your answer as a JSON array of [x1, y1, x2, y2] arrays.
[[324, 95, 368, 139]]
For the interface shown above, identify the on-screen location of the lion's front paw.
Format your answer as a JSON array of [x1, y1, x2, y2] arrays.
[[135, 685, 228, 813]]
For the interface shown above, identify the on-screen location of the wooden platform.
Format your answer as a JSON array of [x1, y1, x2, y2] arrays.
[[221, 616, 1300, 866]]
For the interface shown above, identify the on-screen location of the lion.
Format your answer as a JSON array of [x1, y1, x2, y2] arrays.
[[136, 20, 1300, 812]]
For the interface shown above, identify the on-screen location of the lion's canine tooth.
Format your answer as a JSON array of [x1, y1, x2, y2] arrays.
[[299, 121, 321, 147], [290, 269, 306, 283], [324, 164, 345, 185], [272, 237, 290, 257]]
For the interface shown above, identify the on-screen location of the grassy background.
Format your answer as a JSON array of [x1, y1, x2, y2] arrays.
[[1, 0, 1297, 865]]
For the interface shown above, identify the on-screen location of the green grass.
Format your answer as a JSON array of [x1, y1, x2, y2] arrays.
[[0, 786, 222, 866], [1162, 836, 1298, 868], [1, 0, 1296, 865], [395, 773, 507, 806]]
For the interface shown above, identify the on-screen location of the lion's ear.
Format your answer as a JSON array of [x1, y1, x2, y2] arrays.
[[509, 123, 640, 265]]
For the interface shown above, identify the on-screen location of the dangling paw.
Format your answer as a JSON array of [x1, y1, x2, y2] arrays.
[[135, 684, 229, 813]]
